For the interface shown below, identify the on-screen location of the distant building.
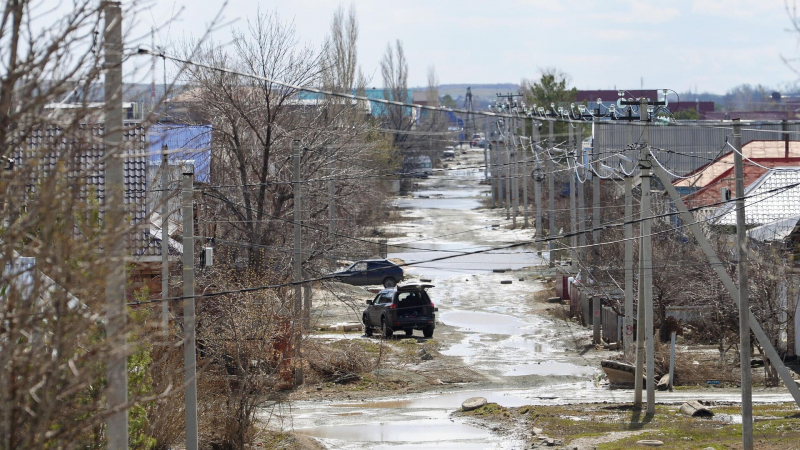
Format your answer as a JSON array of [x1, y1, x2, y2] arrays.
[[576, 90, 658, 104], [43, 101, 141, 121]]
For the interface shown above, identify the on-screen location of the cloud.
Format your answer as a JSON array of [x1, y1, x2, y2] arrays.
[[691, 0, 782, 18]]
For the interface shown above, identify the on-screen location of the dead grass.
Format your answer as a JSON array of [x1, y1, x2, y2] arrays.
[[304, 340, 376, 381], [499, 402, 800, 449]]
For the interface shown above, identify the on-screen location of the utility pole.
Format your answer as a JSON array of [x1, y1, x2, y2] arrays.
[[568, 124, 577, 271], [484, 119, 489, 181], [504, 120, 512, 221], [638, 99, 655, 414], [548, 120, 555, 267], [490, 134, 497, 208], [592, 117, 601, 267], [328, 159, 335, 237], [181, 163, 199, 450], [522, 121, 529, 229], [292, 140, 304, 385], [624, 123, 634, 361], [577, 124, 586, 262], [733, 119, 754, 450], [623, 164, 634, 361], [634, 228, 645, 409], [511, 121, 519, 228], [103, 3, 128, 448], [533, 134, 543, 256], [161, 145, 170, 331]]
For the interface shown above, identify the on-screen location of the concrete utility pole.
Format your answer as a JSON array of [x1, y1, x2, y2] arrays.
[[548, 120, 555, 266], [181, 163, 199, 450], [638, 99, 656, 414], [624, 124, 634, 361], [577, 124, 586, 261], [634, 230, 645, 409], [491, 136, 497, 208], [328, 161, 335, 237], [484, 119, 489, 181], [511, 122, 519, 228], [522, 132, 529, 229], [504, 120, 512, 222], [732, 119, 754, 450], [568, 124, 577, 271], [292, 140, 304, 385], [161, 144, 170, 331], [102, 3, 128, 448], [592, 117, 601, 266], [534, 134, 543, 256], [623, 167, 634, 361]]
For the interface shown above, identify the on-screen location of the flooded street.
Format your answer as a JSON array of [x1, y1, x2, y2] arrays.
[[280, 145, 795, 449], [282, 146, 599, 449]]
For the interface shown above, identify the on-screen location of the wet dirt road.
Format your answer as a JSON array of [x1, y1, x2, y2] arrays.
[[281, 146, 795, 449]]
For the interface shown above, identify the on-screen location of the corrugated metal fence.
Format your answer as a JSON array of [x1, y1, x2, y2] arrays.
[[594, 121, 800, 180]]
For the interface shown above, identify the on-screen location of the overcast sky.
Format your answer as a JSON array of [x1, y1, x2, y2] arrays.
[[126, 0, 800, 94]]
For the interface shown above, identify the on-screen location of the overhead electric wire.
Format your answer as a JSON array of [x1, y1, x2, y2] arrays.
[[128, 175, 800, 307]]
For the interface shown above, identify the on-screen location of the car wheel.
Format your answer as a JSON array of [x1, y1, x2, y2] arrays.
[[381, 317, 393, 338], [423, 326, 434, 338], [404, 329, 413, 337], [383, 277, 397, 288], [363, 315, 373, 337]]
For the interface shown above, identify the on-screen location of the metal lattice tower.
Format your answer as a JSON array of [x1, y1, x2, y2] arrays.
[[463, 87, 477, 139]]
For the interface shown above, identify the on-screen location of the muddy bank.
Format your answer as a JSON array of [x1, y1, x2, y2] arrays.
[[457, 401, 800, 449]]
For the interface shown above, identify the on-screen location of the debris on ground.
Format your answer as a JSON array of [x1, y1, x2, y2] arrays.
[[679, 400, 714, 417]]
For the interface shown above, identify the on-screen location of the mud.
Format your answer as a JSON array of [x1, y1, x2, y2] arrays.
[[273, 144, 797, 449]]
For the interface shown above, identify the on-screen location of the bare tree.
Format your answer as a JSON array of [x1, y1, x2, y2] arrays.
[[381, 40, 411, 149], [426, 65, 439, 107]]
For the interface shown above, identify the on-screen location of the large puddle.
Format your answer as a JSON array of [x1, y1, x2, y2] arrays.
[[440, 311, 543, 335], [296, 419, 491, 443], [394, 197, 482, 210], [389, 242, 543, 280]]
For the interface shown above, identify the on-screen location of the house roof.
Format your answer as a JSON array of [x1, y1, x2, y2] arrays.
[[713, 168, 800, 226], [683, 159, 800, 208], [21, 123, 154, 258], [747, 215, 800, 242], [674, 140, 800, 188]]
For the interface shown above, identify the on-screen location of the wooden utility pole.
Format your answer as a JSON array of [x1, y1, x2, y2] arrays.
[[103, 3, 128, 448]]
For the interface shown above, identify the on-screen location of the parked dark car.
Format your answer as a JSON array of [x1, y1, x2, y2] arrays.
[[331, 259, 404, 288], [362, 284, 437, 338]]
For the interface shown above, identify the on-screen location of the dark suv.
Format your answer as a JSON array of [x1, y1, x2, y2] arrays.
[[362, 284, 436, 338], [331, 259, 404, 288]]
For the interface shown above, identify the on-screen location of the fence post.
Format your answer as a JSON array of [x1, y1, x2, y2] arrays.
[[593, 297, 601, 344]]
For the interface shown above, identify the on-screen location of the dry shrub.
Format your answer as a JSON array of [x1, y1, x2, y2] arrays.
[[653, 338, 738, 385], [305, 340, 375, 380]]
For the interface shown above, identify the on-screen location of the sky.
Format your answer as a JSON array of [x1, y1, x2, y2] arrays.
[[107, 0, 800, 93]]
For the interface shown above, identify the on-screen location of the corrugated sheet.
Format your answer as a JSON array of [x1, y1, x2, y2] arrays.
[[714, 169, 800, 226], [594, 121, 800, 181]]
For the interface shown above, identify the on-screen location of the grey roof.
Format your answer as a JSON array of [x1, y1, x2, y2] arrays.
[[747, 215, 800, 242], [713, 169, 800, 226], [20, 123, 156, 258]]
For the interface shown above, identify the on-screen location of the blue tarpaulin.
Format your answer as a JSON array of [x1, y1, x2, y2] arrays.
[[148, 124, 212, 182]]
